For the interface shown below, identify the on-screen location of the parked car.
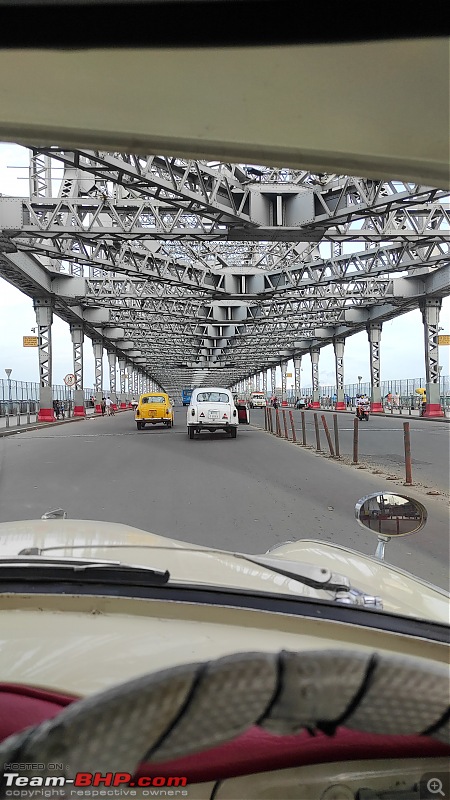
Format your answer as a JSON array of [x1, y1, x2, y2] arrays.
[[187, 387, 239, 438], [135, 392, 174, 429]]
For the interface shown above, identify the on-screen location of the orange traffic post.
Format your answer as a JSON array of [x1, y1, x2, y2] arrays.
[[282, 409, 289, 439], [321, 414, 335, 457], [352, 417, 359, 464], [333, 414, 340, 458], [289, 410, 297, 443], [275, 408, 281, 436], [314, 413, 322, 451], [301, 411, 307, 445], [403, 421, 413, 485]]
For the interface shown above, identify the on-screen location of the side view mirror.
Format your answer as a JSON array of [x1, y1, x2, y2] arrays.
[[355, 492, 427, 560]]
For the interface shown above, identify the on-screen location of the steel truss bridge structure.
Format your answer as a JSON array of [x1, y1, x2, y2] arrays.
[[0, 149, 449, 416]]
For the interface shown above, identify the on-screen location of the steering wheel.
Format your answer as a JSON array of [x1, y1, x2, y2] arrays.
[[0, 649, 448, 789]]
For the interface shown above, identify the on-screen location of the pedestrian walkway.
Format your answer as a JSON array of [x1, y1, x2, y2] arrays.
[[0, 406, 130, 436]]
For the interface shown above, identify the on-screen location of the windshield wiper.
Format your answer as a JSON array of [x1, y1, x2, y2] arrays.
[[0, 556, 170, 586], [236, 554, 350, 591]]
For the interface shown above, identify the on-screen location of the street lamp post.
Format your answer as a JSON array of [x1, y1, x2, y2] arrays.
[[358, 375, 362, 395], [4, 369, 12, 416]]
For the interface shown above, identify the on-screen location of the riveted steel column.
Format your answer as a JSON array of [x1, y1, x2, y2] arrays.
[[33, 298, 54, 422], [310, 348, 320, 408], [420, 298, 444, 417], [270, 367, 276, 397], [247, 376, 252, 397], [255, 372, 261, 391], [126, 364, 133, 406], [70, 324, 85, 417], [108, 351, 118, 410], [262, 369, 268, 398], [367, 324, 383, 412], [294, 357, 302, 400], [333, 339, 346, 410], [92, 340, 104, 413], [281, 362, 287, 404], [118, 358, 127, 408]]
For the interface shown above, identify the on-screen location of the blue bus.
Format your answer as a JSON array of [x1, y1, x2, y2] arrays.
[[182, 388, 193, 406]]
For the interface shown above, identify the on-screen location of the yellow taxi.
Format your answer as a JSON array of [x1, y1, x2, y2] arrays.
[[134, 392, 174, 429]]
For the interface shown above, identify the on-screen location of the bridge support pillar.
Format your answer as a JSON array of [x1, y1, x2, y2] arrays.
[[70, 324, 85, 417], [126, 364, 133, 407], [270, 368, 276, 398], [255, 372, 261, 391], [310, 348, 320, 408], [294, 357, 302, 401], [421, 298, 444, 417], [367, 323, 383, 412], [262, 369, 268, 398], [92, 340, 104, 413], [281, 362, 287, 405], [333, 339, 346, 410], [108, 351, 118, 410], [118, 358, 127, 408], [33, 298, 55, 422]]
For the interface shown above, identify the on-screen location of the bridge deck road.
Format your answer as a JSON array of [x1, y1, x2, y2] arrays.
[[260, 408, 449, 495], [0, 407, 448, 591]]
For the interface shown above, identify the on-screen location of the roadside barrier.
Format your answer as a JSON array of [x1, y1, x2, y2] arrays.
[[321, 414, 335, 457], [289, 410, 297, 443], [301, 411, 307, 446], [313, 413, 322, 451], [275, 408, 281, 437], [352, 417, 359, 464], [282, 409, 289, 439], [333, 414, 340, 458], [403, 421, 413, 485]]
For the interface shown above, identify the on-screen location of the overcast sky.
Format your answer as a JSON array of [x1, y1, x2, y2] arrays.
[[0, 143, 448, 390]]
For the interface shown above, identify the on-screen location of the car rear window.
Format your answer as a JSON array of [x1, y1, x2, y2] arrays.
[[196, 392, 230, 403], [142, 396, 166, 404]]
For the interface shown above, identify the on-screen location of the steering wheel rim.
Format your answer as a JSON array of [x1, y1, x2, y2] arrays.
[[0, 649, 448, 788]]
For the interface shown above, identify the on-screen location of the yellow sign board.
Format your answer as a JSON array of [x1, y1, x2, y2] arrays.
[[286, 372, 293, 377], [438, 334, 450, 345], [23, 336, 38, 347]]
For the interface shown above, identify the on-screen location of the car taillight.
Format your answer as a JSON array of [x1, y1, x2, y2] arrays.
[[136, 409, 140, 416], [233, 409, 237, 417], [191, 409, 195, 416]]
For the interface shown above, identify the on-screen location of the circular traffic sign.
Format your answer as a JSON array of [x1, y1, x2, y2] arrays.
[[64, 373, 76, 387]]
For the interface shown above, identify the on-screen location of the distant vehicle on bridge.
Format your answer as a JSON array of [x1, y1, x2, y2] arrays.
[[249, 391, 267, 409], [187, 387, 239, 439], [182, 388, 193, 406], [135, 392, 174, 430]]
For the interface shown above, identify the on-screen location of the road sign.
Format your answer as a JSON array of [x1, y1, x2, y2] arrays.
[[23, 336, 38, 347], [438, 334, 450, 345], [64, 374, 76, 387]]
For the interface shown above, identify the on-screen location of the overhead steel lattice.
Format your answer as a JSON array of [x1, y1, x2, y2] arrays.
[[0, 148, 448, 392]]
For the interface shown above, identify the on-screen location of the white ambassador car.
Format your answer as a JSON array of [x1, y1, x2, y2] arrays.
[[187, 388, 239, 438]]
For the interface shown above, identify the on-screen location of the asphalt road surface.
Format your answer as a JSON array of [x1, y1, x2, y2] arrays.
[[0, 407, 448, 590]]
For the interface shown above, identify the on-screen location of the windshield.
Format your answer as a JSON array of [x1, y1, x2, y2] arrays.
[[141, 396, 166, 404], [0, 37, 448, 634], [196, 392, 231, 403]]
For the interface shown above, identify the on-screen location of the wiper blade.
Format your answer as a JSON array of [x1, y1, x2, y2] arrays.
[[0, 556, 169, 586], [236, 554, 350, 592]]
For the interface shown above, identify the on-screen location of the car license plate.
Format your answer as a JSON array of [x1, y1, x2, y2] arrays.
[[149, 410, 157, 417], [208, 411, 219, 419]]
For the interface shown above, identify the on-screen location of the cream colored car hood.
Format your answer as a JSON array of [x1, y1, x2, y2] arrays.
[[0, 518, 448, 622]]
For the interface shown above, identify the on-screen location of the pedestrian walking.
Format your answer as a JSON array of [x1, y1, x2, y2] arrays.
[[53, 399, 60, 420], [100, 397, 106, 416], [105, 397, 111, 416]]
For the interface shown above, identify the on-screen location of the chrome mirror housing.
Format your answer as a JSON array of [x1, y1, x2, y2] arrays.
[[355, 493, 427, 560]]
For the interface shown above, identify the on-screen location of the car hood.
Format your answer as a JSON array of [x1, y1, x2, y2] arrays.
[[0, 518, 447, 623]]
